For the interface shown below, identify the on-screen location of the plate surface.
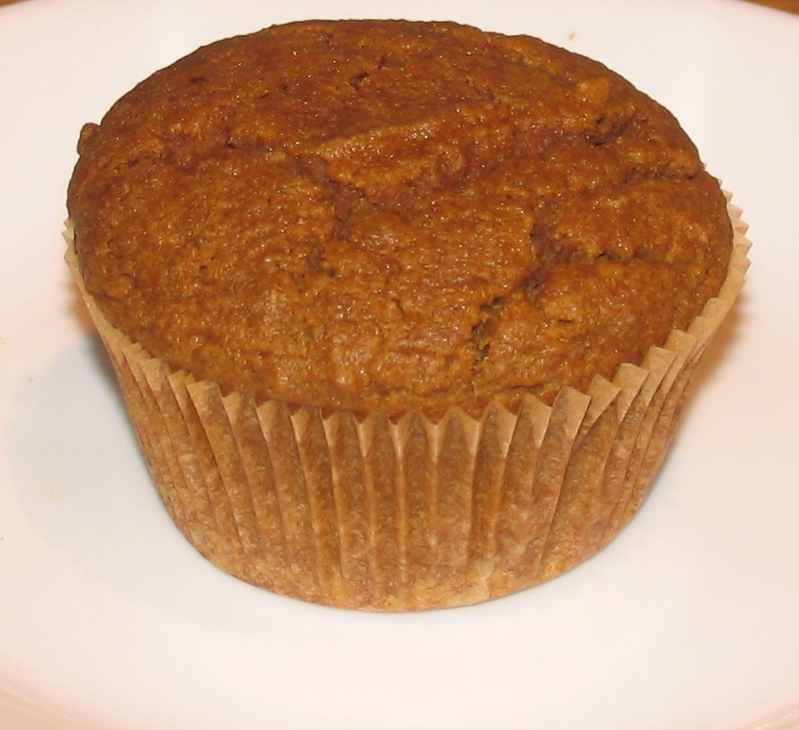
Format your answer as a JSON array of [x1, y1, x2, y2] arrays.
[[1, 1, 798, 728]]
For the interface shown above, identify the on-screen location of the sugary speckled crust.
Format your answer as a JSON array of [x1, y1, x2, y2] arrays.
[[68, 19, 733, 417]]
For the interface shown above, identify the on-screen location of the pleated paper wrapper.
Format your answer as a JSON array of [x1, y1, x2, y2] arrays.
[[65, 197, 750, 611]]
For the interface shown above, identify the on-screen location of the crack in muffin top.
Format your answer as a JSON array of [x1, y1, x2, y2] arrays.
[[68, 19, 733, 417]]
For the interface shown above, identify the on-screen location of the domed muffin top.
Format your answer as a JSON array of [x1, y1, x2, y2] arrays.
[[68, 19, 732, 416]]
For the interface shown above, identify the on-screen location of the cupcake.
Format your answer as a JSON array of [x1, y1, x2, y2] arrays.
[[66, 19, 749, 610]]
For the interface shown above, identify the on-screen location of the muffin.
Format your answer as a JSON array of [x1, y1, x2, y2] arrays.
[[66, 19, 749, 610]]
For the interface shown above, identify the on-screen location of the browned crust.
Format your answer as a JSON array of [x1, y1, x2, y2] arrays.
[[67, 20, 734, 418]]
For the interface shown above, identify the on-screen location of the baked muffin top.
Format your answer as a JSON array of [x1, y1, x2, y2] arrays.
[[68, 19, 733, 417]]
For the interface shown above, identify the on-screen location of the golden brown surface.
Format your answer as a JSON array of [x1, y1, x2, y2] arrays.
[[745, 0, 799, 11], [68, 19, 732, 416]]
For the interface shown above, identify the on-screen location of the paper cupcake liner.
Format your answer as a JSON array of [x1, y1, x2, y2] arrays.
[[65, 195, 750, 611]]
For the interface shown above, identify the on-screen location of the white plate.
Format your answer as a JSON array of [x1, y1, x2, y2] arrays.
[[2, 0, 798, 728]]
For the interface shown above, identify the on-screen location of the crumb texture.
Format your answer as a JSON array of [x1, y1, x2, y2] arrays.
[[68, 19, 732, 415]]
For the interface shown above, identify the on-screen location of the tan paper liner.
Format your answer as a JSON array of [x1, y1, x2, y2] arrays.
[[65, 196, 750, 611]]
